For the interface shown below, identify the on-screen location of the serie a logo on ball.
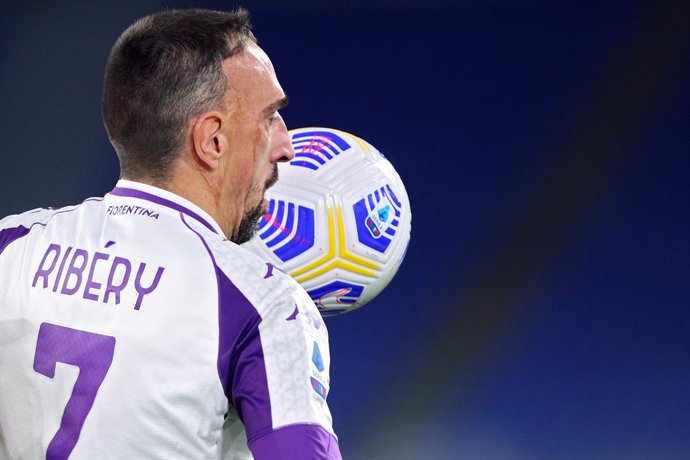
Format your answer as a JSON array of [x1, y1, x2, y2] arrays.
[[244, 127, 412, 316]]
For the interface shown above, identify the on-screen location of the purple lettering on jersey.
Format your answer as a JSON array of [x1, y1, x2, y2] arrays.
[[60, 249, 89, 296], [83, 252, 110, 301], [111, 186, 217, 233], [30, 242, 164, 311], [32, 243, 61, 288], [34, 323, 116, 460], [106, 205, 160, 219], [52, 246, 74, 292], [133, 263, 165, 311], [104, 257, 132, 305]]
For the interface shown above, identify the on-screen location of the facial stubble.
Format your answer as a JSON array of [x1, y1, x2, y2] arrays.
[[233, 166, 279, 244]]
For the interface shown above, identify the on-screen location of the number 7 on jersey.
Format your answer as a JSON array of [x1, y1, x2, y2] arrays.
[[33, 322, 116, 460]]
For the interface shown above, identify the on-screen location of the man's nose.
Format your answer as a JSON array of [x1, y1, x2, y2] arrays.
[[270, 114, 293, 163]]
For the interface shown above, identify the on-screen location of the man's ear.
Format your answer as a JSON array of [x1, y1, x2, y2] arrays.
[[192, 111, 227, 170]]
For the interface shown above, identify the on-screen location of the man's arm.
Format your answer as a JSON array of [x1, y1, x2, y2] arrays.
[[215, 261, 342, 460]]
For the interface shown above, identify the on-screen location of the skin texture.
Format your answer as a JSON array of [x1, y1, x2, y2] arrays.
[[163, 42, 294, 242]]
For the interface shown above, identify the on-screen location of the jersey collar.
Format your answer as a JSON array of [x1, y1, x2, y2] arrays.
[[109, 180, 224, 236]]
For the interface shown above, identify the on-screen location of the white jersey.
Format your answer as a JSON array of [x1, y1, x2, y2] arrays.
[[0, 180, 341, 460]]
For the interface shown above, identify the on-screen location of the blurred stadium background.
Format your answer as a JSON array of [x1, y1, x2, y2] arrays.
[[1, 1, 688, 458]]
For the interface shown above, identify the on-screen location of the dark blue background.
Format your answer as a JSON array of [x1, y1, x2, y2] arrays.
[[1, 2, 688, 458]]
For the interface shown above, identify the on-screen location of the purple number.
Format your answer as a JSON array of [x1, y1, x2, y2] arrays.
[[33, 322, 116, 460]]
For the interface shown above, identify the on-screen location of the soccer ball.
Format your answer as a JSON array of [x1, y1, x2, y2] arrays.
[[243, 127, 412, 316]]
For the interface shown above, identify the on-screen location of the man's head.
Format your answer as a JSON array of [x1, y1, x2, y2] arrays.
[[102, 9, 294, 243]]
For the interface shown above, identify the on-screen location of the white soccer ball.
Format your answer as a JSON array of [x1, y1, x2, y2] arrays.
[[244, 127, 412, 316]]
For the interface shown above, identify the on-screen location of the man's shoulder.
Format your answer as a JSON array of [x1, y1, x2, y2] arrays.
[[0, 197, 105, 231], [199, 229, 310, 318], [0, 198, 105, 256], [203, 230, 282, 289], [0, 207, 55, 231]]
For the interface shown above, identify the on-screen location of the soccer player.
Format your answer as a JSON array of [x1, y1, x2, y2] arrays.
[[0, 9, 342, 460]]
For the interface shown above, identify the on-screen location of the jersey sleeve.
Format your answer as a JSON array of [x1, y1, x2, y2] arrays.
[[249, 424, 342, 460], [0, 208, 53, 255], [214, 261, 341, 460]]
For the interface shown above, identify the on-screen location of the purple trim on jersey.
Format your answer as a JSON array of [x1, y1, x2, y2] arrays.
[[249, 424, 342, 460], [1, 200, 106, 256], [179, 213, 273, 439], [110, 186, 217, 234], [0, 225, 31, 254], [215, 266, 273, 438]]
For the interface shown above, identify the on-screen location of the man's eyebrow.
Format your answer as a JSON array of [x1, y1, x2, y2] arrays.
[[263, 96, 289, 116]]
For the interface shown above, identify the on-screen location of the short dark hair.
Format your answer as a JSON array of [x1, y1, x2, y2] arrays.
[[102, 8, 255, 181]]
